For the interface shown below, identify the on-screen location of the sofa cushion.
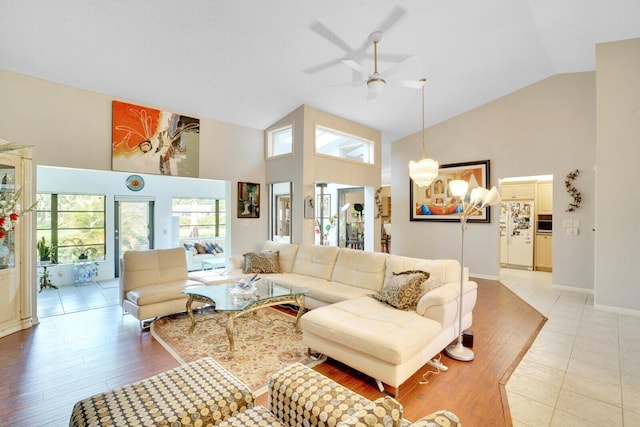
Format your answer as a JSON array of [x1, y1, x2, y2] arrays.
[[300, 297, 442, 365], [292, 244, 339, 280], [243, 250, 281, 273], [122, 248, 188, 291], [337, 396, 403, 427], [373, 271, 430, 310], [194, 242, 208, 254], [331, 248, 388, 292], [126, 279, 203, 305], [262, 241, 299, 273], [385, 256, 460, 287]]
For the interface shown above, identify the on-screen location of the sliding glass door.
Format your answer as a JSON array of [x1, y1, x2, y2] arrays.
[[114, 199, 154, 276]]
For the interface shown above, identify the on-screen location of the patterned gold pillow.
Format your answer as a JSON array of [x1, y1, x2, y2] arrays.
[[336, 396, 403, 427], [373, 270, 430, 310], [242, 250, 280, 273]]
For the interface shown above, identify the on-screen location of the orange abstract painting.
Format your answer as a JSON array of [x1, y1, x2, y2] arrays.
[[112, 101, 200, 177]]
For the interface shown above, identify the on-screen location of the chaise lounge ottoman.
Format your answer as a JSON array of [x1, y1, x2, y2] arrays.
[[69, 357, 254, 427]]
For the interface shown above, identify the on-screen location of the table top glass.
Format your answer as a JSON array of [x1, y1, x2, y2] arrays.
[[183, 278, 308, 312]]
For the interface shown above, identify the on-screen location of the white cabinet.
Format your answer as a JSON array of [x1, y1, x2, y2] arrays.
[[0, 142, 35, 338], [501, 182, 535, 200], [535, 234, 553, 272], [537, 181, 553, 214]]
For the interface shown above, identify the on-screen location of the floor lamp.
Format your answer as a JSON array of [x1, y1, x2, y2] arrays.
[[445, 181, 502, 361]]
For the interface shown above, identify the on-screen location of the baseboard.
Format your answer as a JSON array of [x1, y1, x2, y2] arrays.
[[551, 284, 594, 294], [470, 273, 499, 281], [593, 303, 640, 317]]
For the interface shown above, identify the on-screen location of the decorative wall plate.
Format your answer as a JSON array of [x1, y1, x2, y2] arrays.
[[126, 175, 144, 191]]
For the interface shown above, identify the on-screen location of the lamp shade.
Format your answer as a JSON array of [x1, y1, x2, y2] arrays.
[[409, 158, 439, 187], [449, 180, 469, 198], [482, 186, 502, 207]]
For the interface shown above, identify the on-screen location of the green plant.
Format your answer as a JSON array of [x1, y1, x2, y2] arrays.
[[37, 236, 55, 261]]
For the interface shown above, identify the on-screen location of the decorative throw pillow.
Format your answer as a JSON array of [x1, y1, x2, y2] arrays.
[[336, 396, 403, 427], [205, 242, 215, 254], [242, 250, 280, 274], [422, 275, 443, 293], [193, 242, 207, 254], [372, 270, 430, 310], [213, 243, 224, 253]]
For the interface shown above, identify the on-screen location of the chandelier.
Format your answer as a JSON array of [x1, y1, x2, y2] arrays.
[[408, 78, 439, 187]]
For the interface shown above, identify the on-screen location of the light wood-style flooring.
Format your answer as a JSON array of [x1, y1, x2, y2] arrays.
[[0, 277, 545, 426]]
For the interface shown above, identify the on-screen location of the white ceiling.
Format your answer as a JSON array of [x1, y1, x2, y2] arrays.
[[2, 1, 639, 182]]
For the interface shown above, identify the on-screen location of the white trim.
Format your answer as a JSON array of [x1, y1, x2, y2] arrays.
[[551, 284, 594, 294], [593, 303, 640, 318]]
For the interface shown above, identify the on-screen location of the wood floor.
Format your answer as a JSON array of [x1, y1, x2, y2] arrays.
[[0, 278, 545, 426]]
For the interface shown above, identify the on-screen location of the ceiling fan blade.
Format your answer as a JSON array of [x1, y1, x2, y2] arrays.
[[309, 21, 354, 54], [378, 55, 412, 78], [376, 5, 407, 35], [341, 59, 368, 75], [400, 79, 426, 89], [303, 58, 345, 75]]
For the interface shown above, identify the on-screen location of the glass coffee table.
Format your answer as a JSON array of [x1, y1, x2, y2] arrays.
[[183, 278, 308, 358]]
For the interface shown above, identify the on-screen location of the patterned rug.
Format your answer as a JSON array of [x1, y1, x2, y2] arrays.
[[150, 307, 323, 394]]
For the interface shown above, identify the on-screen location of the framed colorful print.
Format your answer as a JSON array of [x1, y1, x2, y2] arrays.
[[238, 182, 260, 218], [410, 160, 491, 223], [112, 100, 200, 177]]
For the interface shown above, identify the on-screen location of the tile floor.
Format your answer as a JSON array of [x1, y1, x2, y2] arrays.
[[37, 279, 120, 318], [500, 268, 640, 426], [35, 270, 640, 425]]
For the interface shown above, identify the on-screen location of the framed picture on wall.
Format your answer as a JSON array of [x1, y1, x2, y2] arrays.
[[410, 160, 491, 223], [316, 194, 331, 218], [238, 182, 260, 218]]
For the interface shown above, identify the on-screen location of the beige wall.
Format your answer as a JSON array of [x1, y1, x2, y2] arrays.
[[0, 69, 266, 256], [595, 38, 640, 312], [392, 72, 596, 291], [266, 104, 382, 247]]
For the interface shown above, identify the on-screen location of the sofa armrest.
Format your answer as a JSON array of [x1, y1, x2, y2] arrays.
[[407, 409, 461, 426], [415, 281, 477, 326], [267, 363, 371, 427]]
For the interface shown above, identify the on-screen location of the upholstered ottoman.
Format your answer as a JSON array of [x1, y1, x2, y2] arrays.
[[69, 357, 254, 427]]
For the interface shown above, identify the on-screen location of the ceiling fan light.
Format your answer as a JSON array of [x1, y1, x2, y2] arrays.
[[367, 78, 386, 94], [409, 158, 439, 187]]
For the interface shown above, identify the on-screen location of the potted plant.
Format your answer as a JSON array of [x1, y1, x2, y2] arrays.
[[37, 236, 55, 263]]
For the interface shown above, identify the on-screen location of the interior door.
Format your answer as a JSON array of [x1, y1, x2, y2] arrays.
[[114, 198, 154, 276]]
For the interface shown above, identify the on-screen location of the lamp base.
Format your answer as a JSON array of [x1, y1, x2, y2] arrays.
[[445, 341, 475, 362]]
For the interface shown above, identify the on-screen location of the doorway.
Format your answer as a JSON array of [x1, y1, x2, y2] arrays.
[[114, 198, 154, 276], [337, 187, 365, 249], [498, 175, 553, 284]]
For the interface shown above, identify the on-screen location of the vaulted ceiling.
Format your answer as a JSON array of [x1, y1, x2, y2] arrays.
[[2, 1, 639, 182]]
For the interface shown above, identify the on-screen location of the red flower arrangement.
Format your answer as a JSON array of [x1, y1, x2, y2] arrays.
[[0, 188, 22, 239]]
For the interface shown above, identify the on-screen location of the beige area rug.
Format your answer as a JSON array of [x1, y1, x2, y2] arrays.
[[151, 307, 323, 394]]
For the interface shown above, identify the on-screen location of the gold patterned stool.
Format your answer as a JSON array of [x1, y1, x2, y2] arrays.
[[69, 357, 254, 427]]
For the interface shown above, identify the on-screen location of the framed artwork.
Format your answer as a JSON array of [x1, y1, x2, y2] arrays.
[[410, 160, 491, 223], [112, 100, 200, 177], [238, 182, 260, 218], [316, 194, 331, 218]]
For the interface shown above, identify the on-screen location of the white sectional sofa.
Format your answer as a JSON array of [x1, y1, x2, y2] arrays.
[[224, 240, 477, 396]]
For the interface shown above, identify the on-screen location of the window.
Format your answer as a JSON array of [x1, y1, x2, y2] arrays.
[[266, 124, 293, 158], [315, 125, 374, 164], [36, 194, 106, 264], [172, 198, 226, 240]]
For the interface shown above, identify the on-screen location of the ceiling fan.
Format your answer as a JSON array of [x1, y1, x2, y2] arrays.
[[341, 31, 410, 100]]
